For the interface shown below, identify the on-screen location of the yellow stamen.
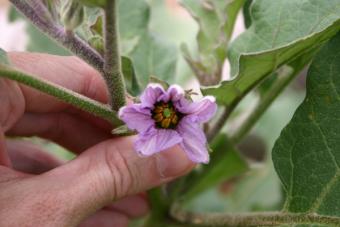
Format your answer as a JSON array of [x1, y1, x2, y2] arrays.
[[171, 114, 178, 125], [152, 101, 182, 129], [161, 118, 171, 128], [154, 113, 163, 122], [154, 106, 163, 113]]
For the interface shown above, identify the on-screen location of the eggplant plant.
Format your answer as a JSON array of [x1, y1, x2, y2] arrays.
[[1, 0, 340, 226]]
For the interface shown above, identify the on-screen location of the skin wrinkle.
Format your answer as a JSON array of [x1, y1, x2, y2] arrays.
[[0, 178, 66, 227], [103, 141, 134, 199], [0, 79, 25, 132]]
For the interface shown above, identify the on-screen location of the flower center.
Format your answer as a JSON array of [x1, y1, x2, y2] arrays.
[[152, 101, 182, 129]]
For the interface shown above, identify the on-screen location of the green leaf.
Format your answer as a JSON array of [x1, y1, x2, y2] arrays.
[[128, 32, 177, 88], [203, 0, 340, 106], [182, 133, 248, 201], [26, 26, 71, 55], [149, 76, 170, 90], [242, 0, 253, 28], [89, 15, 103, 35], [80, 0, 150, 40], [79, 0, 176, 88], [118, 0, 150, 40], [181, 0, 244, 51], [0, 48, 9, 66], [180, 0, 244, 83], [119, 0, 177, 87], [121, 56, 141, 96], [273, 32, 340, 215], [225, 162, 283, 212]]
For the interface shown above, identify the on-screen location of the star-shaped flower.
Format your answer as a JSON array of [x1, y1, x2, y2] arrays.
[[119, 84, 217, 163]]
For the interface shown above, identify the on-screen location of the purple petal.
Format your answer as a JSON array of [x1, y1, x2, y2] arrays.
[[159, 84, 185, 103], [177, 117, 209, 163], [135, 128, 182, 156], [177, 96, 217, 123], [140, 83, 166, 108], [118, 104, 154, 133]]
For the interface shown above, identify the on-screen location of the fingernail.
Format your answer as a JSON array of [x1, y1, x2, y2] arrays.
[[156, 145, 194, 179]]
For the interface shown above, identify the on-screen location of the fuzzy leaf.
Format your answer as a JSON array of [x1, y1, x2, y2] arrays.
[[273, 32, 340, 215], [128, 32, 177, 88], [121, 56, 141, 96], [78, 0, 176, 88], [181, 0, 244, 82], [203, 0, 340, 106], [118, 0, 150, 40]]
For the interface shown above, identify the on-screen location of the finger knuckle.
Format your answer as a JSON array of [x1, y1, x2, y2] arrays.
[[103, 142, 138, 199]]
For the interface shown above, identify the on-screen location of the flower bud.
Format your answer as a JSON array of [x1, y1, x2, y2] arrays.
[[61, 0, 84, 31]]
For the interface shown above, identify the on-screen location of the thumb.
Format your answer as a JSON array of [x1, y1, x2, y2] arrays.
[[36, 136, 193, 225]]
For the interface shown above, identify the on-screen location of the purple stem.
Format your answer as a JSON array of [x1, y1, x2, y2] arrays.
[[10, 0, 105, 73]]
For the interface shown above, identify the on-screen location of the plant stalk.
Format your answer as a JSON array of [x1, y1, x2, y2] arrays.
[[143, 187, 170, 227], [206, 106, 232, 142], [171, 209, 340, 226], [0, 67, 122, 126], [103, 0, 126, 111], [230, 69, 297, 144], [10, 0, 104, 73]]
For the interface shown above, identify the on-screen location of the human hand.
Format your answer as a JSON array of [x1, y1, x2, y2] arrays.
[[0, 53, 194, 227]]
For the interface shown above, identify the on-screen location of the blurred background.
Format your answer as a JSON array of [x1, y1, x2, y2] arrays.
[[0, 0, 307, 224]]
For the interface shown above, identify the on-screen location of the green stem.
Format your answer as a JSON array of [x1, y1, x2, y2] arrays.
[[144, 187, 170, 227], [170, 209, 340, 226], [230, 68, 296, 144], [0, 67, 122, 126], [206, 106, 233, 143], [103, 0, 126, 111]]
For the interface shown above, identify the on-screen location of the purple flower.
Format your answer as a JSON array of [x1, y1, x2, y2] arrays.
[[118, 84, 217, 163]]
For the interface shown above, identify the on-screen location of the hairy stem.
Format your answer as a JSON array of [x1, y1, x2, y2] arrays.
[[171, 209, 340, 226], [26, 0, 53, 23], [206, 104, 236, 143], [0, 67, 122, 126], [144, 187, 170, 227], [10, 0, 104, 73], [230, 68, 296, 143], [103, 0, 126, 110]]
